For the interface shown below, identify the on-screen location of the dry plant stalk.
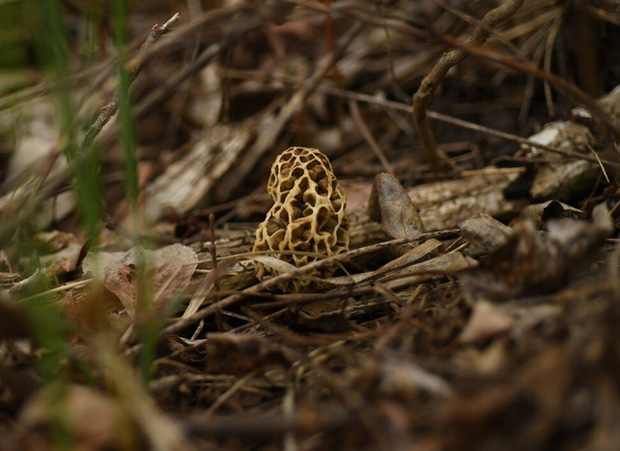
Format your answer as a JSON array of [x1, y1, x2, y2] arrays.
[[0, 13, 181, 245], [80, 13, 180, 154], [413, 0, 524, 172]]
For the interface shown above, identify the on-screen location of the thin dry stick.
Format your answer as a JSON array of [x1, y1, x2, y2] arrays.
[[242, 21, 364, 166], [125, 228, 458, 358], [16, 279, 92, 303], [543, 18, 561, 115], [412, 0, 524, 172], [210, 21, 364, 199], [349, 99, 395, 175], [80, 13, 181, 154], [160, 228, 457, 337], [132, 16, 265, 119], [221, 67, 618, 167], [293, 0, 620, 143], [205, 369, 258, 417], [209, 214, 226, 333], [436, 31, 620, 140], [320, 86, 620, 168]]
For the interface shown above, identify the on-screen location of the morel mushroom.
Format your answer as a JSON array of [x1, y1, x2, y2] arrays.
[[253, 147, 350, 291]]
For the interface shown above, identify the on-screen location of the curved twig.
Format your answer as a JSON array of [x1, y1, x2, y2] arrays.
[[412, 0, 524, 172]]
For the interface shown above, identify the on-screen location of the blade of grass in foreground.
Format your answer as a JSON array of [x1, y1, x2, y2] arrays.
[[25, 0, 104, 447], [112, 0, 157, 386]]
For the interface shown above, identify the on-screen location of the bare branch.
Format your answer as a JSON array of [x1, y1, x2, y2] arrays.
[[412, 0, 524, 172], [79, 12, 181, 155]]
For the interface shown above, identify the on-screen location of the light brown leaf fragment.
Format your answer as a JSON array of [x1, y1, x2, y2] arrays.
[[368, 172, 424, 239], [519, 200, 586, 229], [384, 252, 470, 291], [458, 301, 513, 344], [455, 339, 511, 375], [459, 214, 513, 253], [372, 238, 444, 277], [16, 385, 128, 451], [183, 254, 248, 319], [379, 357, 453, 398], [83, 244, 198, 317]]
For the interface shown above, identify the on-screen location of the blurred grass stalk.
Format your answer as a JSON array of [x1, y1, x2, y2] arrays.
[[25, 0, 93, 447], [12, 0, 159, 442], [112, 0, 158, 385]]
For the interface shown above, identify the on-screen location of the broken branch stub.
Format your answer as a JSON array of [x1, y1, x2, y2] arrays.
[[412, 0, 524, 171]]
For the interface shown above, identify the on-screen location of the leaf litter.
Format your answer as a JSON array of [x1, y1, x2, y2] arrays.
[[0, 1, 620, 450]]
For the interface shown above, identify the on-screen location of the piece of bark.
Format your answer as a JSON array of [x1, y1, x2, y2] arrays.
[[517, 85, 620, 200], [144, 124, 253, 223], [459, 214, 514, 254], [348, 86, 620, 247]]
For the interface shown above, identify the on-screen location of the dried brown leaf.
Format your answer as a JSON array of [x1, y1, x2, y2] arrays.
[[458, 301, 513, 344], [83, 244, 198, 317], [369, 172, 424, 239]]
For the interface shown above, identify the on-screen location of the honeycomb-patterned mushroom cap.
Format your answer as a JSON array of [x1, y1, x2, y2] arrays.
[[254, 147, 350, 292]]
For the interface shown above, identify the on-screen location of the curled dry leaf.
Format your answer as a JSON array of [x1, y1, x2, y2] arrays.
[[7, 269, 47, 299], [519, 200, 586, 230], [459, 204, 614, 303], [368, 172, 424, 239], [457, 300, 513, 344], [83, 244, 198, 317]]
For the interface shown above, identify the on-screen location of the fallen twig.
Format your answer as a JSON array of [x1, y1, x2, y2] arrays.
[[412, 0, 524, 171], [80, 13, 181, 155], [320, 86, 620, 168], [349, 98, 395, 175], [161, 228, 457, 335]]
